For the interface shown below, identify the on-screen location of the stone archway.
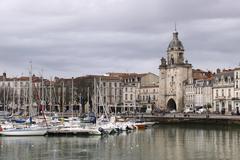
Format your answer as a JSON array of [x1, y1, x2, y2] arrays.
[[167, 98, 176, 111]]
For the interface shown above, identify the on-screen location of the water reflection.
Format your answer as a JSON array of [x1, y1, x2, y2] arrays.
[[0, 125, 240, 160]]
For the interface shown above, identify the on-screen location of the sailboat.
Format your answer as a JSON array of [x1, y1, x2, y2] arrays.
[[0, 62, 47, 136], [0, 124, 47, 136]]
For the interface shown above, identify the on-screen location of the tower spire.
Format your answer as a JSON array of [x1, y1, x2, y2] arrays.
[[174, 22, 177, 32]]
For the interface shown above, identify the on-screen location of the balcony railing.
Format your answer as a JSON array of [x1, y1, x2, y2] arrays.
[[215, 96, 226, 100]]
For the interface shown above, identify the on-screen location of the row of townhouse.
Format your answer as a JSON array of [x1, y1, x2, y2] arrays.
[[52, 72, 159, 114], [104, 72, 159, 113], [184, 67, 240, 114], [0, 71, 159, 114], [0, 72, 49, 112]]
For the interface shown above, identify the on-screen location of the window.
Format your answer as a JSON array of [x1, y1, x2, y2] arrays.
[[236, 72, 239, 79], [125, 94, 128, 101], [222, 89, 224, 97], [103, 82, 106, 87], [216, 90, 218, 97], [236, 80, 239, 89], [103, 96, 106, 103], [228, 101, 232, 111], [130, 94, 133, 101], [228, 89, 231, 97], [125, 87, 127, 92]]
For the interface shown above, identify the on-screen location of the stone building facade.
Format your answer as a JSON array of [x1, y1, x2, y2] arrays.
[[233, 67, 240, 111], [184, 69, 213, 110], [212, 69, 234, 113], [159, 31, 192, 111], [139, 73, 159, 110]]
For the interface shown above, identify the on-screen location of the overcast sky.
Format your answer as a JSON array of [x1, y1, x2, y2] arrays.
[[0, 0, 239, 78]]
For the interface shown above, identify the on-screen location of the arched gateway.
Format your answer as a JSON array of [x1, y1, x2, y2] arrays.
[[167, 98, 176, 111]]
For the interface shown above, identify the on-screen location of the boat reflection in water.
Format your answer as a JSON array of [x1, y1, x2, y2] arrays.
[[1, 125, 240, 160]]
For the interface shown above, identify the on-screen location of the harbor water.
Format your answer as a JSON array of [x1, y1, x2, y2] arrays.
[[0, 124, 240, 160]]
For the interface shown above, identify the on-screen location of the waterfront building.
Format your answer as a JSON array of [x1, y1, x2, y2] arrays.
[[233, 67, 240, 111], [97, 75, 122, 113], [184, 79, 195, 109], [139, 73, 159, 111], [0, 72, 48, 113], [159, 30, 192, 111], [212, 69, 234, 113], [194, 79, 213, 110], [106, 72, 159, 113], [116, 73, 144, 113], [184, 69, 213, 111]]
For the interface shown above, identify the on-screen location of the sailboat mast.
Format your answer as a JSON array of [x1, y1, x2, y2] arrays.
[[41, 69, 44, 113], [12, 78, 15, 114], [62, 81, 64, 115], [93, 77, 96, 114], [17, 77, 21, 113], [71, 77, 74, 117], [29, 61, 33, 116], [49, 77, 52, 112], [3, 76, 5, 112], [97, 77, 109, 121]]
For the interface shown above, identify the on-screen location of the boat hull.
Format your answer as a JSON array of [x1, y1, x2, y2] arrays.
[[0, 129, 47, 136], [47, 127, 102, 136]]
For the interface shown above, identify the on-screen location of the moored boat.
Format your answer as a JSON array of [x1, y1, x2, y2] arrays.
[[0, 125, 47, 136]]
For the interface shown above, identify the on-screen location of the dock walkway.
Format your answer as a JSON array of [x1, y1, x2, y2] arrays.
[[123, 113, 240, 125]]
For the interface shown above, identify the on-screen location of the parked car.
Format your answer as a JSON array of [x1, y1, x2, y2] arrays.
[[196, 108, 207, 114], [183, 108, 194, 114], [231, 109, 240, 115]]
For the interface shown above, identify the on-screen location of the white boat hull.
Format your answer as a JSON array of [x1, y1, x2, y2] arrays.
[[0, 128, 47, 136], [48, 126, 102, 135]]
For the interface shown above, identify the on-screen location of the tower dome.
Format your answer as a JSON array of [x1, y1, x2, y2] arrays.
[[167, 31, 184, 51]]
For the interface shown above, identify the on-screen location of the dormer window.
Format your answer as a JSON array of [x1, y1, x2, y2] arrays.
[[228, 77, 231, 83], [225, 77, 228, 82], [221, 76, 224, 82]]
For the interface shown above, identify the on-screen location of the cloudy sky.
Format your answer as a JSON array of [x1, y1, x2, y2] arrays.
[[0, 0, 239, 78]]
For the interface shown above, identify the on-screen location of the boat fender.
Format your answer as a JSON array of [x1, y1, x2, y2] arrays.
[[98, 127, 104, 133], [98, 127, 108, 134]]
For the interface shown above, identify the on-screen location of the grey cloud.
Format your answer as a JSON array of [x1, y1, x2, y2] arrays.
[[0, 0, 239, 78]]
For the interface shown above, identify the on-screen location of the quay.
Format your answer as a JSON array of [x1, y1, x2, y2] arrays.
[[123, 114, 240, 126]]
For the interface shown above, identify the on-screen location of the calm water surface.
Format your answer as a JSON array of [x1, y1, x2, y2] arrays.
[[0, 125, 240, 160]]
